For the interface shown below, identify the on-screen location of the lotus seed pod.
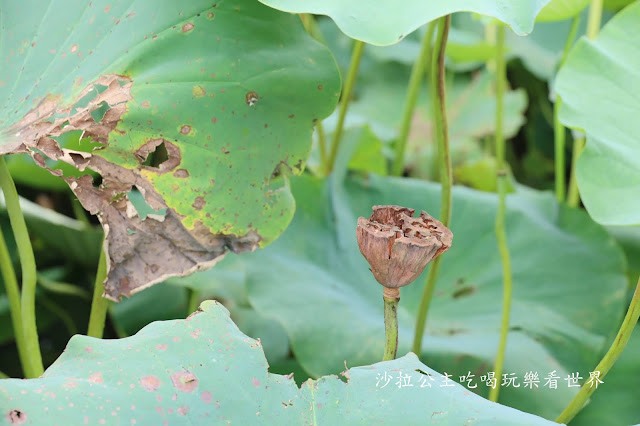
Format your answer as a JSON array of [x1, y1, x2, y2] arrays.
[[356, 205, 453, 288]]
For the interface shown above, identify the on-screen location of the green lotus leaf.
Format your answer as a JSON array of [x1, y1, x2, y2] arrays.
[[0, 0, 340, 299], [259, 0, 551, 45], [0, 300, 556, 425]]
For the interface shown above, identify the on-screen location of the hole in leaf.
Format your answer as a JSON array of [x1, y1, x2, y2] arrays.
[[94, 83, 109, 93], [92, 175, 103, 188], [72, 87, 99, 111], [90, 101, 110, 122], [128, 188, 167, 220], [140, 141, 169, 168]]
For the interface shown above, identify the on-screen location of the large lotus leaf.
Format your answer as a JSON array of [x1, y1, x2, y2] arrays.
[[223, 165, 626, 419], [0, 0, 340, 300], [573, 327, 640, 426], [555, 1, 640, 225], [0, 300, 556, 425], [259, 0, 551, 45]]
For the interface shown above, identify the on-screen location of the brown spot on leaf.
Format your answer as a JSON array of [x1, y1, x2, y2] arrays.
[[88, 372, 104, 384], [317, 84, 323, 90], [171, 371, 198, 393], [141, 100, 151, 108], [6, 410, 27, 425], [173, 169, 189, 178], [140, 375, 161, 391], [31, 152, 46, 168], [70, 44, 78, 53], [181, 22, 194, 33], [201, 391, 213, 403], [180, 125, 192, 135], [192, 85, 206, 98], [245, 91, 258, 106], [192, 196, 206, 210]]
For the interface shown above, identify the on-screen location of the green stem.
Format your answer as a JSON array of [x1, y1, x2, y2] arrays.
[[567, 136, 585, 207], [317, 122, 327, 172], [299, 14, 325, 44], [412, 257, 443, 353], [412, 15, 452, 356], [586, 0, 603, 40], [326, 40, 365, 175], [553, 15, 581, 203], [560, 15, 581, 66], [556, 276, 640, 423], [485, 22, 497, 72], [391, 22, 437, 176], [383, 288, 399, 361], [87, 241, 109, 338], [553, 97, 566, 202], [187, 288, 201, 315], [0, 157, 43, 378], [0, 219, 30, 378], [489, 24, 512, 403]]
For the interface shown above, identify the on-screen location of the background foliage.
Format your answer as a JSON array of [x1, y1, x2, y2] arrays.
[[1, 0, 640, 424]]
